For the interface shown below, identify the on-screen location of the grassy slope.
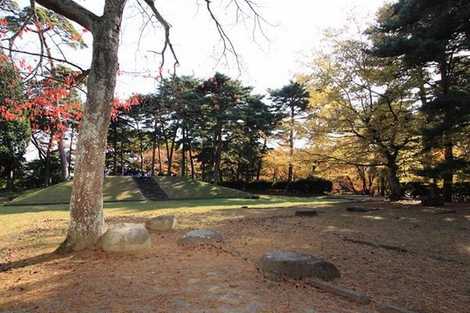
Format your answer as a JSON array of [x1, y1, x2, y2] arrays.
[[153, 176, 250, 200], [9, 176, 145, 205], [8, 176, 251, 205]]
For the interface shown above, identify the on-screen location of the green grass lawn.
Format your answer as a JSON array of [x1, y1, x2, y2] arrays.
[[0, 195, 342, 246], [153, 176, 250, 199]]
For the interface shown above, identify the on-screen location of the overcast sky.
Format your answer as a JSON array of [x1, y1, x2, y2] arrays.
[[59, 0, 387, 97]]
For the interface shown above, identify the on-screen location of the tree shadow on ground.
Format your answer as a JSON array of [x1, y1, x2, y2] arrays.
[[0, 251, 67, 272]]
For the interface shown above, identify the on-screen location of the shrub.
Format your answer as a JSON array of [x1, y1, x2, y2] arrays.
[[246, 180, 273, 191], [401, 182, 429, 199], [222, 177, 332, 195], [453, 182, 470, 202], [285, 177, 332, 195]]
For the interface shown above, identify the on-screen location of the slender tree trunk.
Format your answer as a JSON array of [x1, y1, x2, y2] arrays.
[[59, 3, 126, 252], [379, 174, 385, 197], [68, 125, 74, 176], [288, 105, 294, 182], [162, 126, 170, 175], [157, 142, 162, 174], [167, 128, 177, 176], [112, 122, 118, 175], [58, 135, 69, 180], [345, 176, 358, 194], [6, 165, 14, 191], [188, 142, 195, 179], [440, 61, 453, 202], [151, 117, 157, 176], [180, 128, 186, 176], [120, 128, 125, 175], [213, 127, 223, 184], [443, 144, 453, 202], [137, 123, 144, 175], [44, 131, 54, 187]]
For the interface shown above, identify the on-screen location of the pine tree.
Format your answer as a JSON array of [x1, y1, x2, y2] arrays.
[[369, 0, 470, 201], [269, 82, 309, 182]]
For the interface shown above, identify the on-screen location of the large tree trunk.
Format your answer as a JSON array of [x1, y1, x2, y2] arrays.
[[59, 3, 125, 252], [387, 163, 401, 201]]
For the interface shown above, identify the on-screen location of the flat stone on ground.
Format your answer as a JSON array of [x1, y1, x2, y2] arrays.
[[306, 279, 370, 304], [258, 251, 340, 282], [295, 209, 318, 217], [100, 223, 152, 252], [346, 207, 380, 213], [145, 215, 177, 232], [376, 303, 420, 313], [177, 229, 224, 246]]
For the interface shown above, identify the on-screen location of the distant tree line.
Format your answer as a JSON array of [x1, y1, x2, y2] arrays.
[[1, 0, 469, 202]]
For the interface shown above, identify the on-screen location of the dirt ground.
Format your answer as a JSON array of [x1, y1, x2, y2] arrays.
[[1, 199, 470, 313]]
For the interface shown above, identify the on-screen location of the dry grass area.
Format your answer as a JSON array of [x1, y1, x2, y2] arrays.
[[1, 199, 470, 313]]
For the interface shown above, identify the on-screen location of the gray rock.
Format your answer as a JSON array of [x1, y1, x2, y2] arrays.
[[307, 279, 370, 304], [258, 251, 340, 281], [346, 207, 380, 213], [295, 209, 318, 217], [100, 223, 151, 252], [145, 215, 177, 232], [177, 229, 224, 246], [376, 304, 420, 313]]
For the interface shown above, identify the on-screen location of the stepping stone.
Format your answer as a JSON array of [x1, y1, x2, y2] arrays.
[[433, 209, 456, 215], [177, 229, 224, 247], [307, 279, 370, 304], [145, 215, 177, 232], [346, 207, 380, 213], [100, 223, 152, 253], [258, 251, 340, 281], [295, 209, 318, 217], [377, 303, 420, 313]]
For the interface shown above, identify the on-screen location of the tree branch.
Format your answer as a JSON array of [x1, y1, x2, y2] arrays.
[[35, 0, 99, 31], [140, 0, 179, 75], [0, 46, 86, 72]]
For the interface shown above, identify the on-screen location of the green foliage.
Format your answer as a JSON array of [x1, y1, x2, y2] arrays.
[[222, 177, 332, 195], [0, 56, 30, 190], [4, 5, 87, 48], [269, 81, 309, 115], [106, 73, 280, 184], [370, 0, 470, 199]]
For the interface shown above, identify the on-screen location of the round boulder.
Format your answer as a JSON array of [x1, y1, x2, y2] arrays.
[[258, 251, 340, 281], [100, 223, 152, 253], [145, 215, 177, 232], [177, 229, 223, 247]]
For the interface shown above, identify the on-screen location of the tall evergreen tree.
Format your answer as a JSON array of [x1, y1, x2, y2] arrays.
[[269, 81, 309, 182], [369, 0, 470, 201]]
